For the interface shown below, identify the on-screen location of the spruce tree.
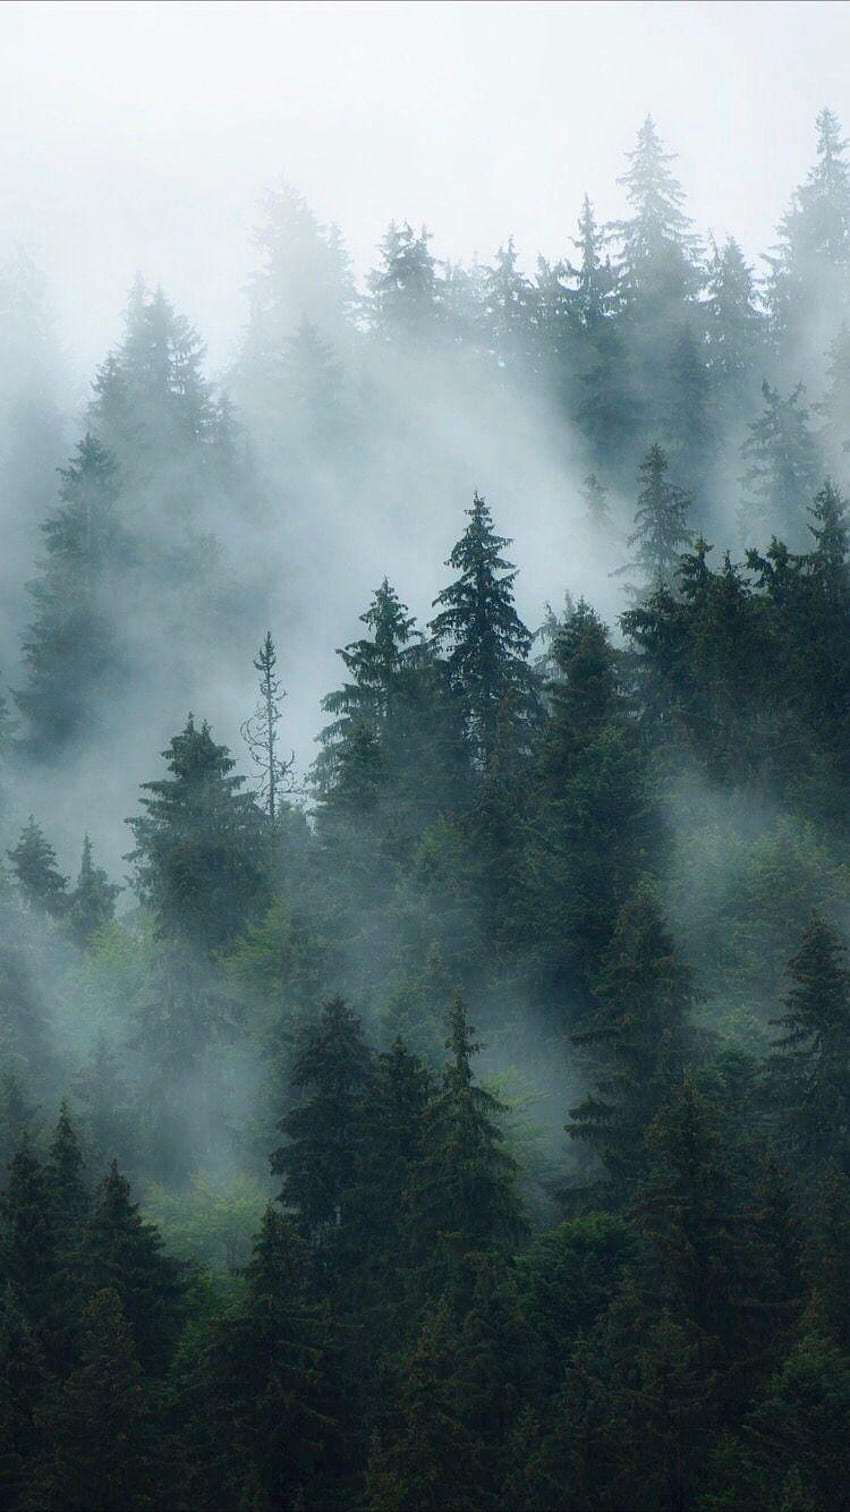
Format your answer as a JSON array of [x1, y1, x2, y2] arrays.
[[406, 995, 523, 1298], [7, 817, 67, 918], [241, 631, 293, 824], [126, 714, 269, 954], [620, 442, 693, 594], [367, 222, 440, 345], [769, 913, 850, 1172], [16, 434, 124, 754], [271, 996, 372, 1245], [65, 835, 120, 949], [740, 380, 820, 543], [430, 492, 539, 769]]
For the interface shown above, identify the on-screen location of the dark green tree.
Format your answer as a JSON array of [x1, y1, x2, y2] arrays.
[[271, 996, 372, 1246], [620, 442, 693, 594], [769, 913, 850, 1172], [65, 835, 120, 949], [126, 714, 269, 955], [407, 995, 523, 1299], [80, 1160, 188, 1378], [7, 817, 67, 918], [568, 888, 697, 1195], [430, 492, 539, 769], [739, 380, 820, 543], [15, 434, 123, 753]]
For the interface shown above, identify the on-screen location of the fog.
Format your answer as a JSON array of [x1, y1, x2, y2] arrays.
[[2, 0, 850, 1223]]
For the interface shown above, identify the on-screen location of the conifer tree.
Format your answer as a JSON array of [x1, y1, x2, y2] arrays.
[[27, 1288, 155, 1511], [45, 1100, 89, 1242], [568, 889, 696, 1194], [769, 913, 850, 1172], [7, 817, 67, 917], [16, 435, 122, 753], [740, 380, 820, 543], [80, 1160, 188, 1377], [613, 116, 700, 312], [430, 493, 539, 769], [241, 631, 293, 824], [482, 237, 536, 373], [367, 222, 440, 345], [126, 714, 269, 954], [66, 835, 120, 949], [620, 442, 693, 594], [703, 236, 765, 421], [407, 995, 523, 1297], [271, 996, 372, 1245]]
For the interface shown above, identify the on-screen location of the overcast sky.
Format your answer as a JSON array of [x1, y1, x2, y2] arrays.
[[2, 0, 849, 379]]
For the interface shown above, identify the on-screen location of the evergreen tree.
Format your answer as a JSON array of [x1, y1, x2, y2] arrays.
[[620, 442, 693, 594], [80, 1160, 188, 1377], [579, 472, 612, 529], [566, 195, 620, 330], [430, 492, 539, 769], [16, 435, 123, 753], [568, 888, 697, 1194], [482, 237, 536, 374], [407, 995, 523, 1298], [7, 817, 67, 917], [241, 631, 293, 824], [740, 380, 820, 543], [271, 996, 372, 1246], [703, 235, 765, 423], [126, 714, 269, 955], [612, 113, 701, 348], [26, 1289, 155, 1512], [45, 1100, 89, 1243], [367, 222, 440, 345], [764, 108, 850, 359], [769, 913, 850, 1172], [818, 322, 850, 475], [65, 835, 120, 950]]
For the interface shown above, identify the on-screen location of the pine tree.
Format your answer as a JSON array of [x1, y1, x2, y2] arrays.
[[430, 493, 539, 769], [764, 108, 850, 358], [740, 380, 820, 543], [45, 1100, 89, 1243], [125, 714, 269, 955], [182, 1206, 332, 1511], [80, 1160, 188, 1377], [566, 195, 619, 330], [271, 996, 372, 1245], [620, 442, 693, 594], [769, 913, 850, 1172], [613, 116, 701, 312], [367, 222, 440, 345], [703, 236, 765, 422], [7, 817, 67, 917], [65, 835, 120, 949], [817, 323, 850, 475], [27, 1288, 155, 1512], [579, 473, 612, 529], [568, 888, 696, 1194], [241, 631, 293, 825], [16, 435, 123, 753], [314, 579, 417, 813], [482, 237, 536, 374], [407, 995, 523, 1298]]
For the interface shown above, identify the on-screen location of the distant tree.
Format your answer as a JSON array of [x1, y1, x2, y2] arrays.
[[612, 115, 701, 313], [7, 817, 67, 917], [16, 435, 123, 753], [126, 714, 269, 955], [566, 195, 620, 330], [764, 107, 850, 356], [579, 473, 612, 529], [241, 631, 293, 825], [482, 237, 536, 374], [817, 322, 850, 474], [366, 222, 440, 345], [27, 1289, 156, 1511], [430, 493, 540, 769], [80, 1160, 188, 1377], [271, 996, 372, 1247], [703, 236, 765, 421], [568, 888, 697, 1194], [739, 380, 820, 543], [66, 835, 120, 949], [406, 995, 523, 1299], [619, 442, 693, 594], [769, 913, 850, 1172]]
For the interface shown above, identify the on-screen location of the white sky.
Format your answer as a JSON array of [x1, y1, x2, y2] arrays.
[[2, 0, 849, 374]]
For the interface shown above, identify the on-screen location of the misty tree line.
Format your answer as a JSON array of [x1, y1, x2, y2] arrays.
[[3, 109, 850, 1509]]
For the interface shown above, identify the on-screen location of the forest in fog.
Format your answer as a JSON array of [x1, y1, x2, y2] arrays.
[[5, 100, 850, 1508]]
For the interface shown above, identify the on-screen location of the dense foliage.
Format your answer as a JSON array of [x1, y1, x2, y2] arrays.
[[4, 109, 850, 1509]]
